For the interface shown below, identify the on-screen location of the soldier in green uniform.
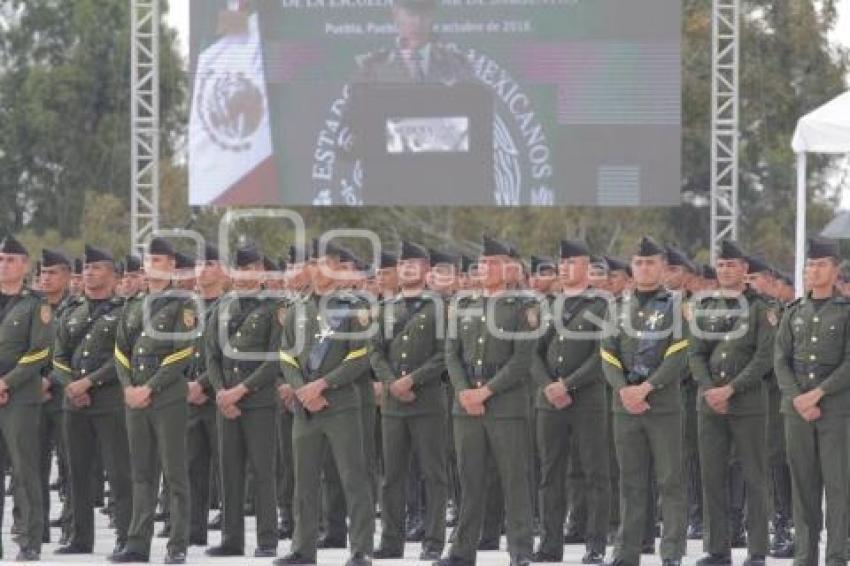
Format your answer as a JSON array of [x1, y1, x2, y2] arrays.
[[36, 248, 73, 545], [119, 255, 145, 299], [372, 241, 448, 561], [744, 255, 794, 557], [532, 240, 610, 564], [275, 242, 375, 566], [205, 244, 280, 558], [661, 245, 703, 543], [601, 236, 688, 566], [110, 237, 195, 564], [689, 240, 775, 566], [0, 235, 51, 561], [437, 235, 535, 566], [276, 245, 311, 541], [51, 245, 133, 557], [185, 244, 224, 547], [774, 236, 850, 566]]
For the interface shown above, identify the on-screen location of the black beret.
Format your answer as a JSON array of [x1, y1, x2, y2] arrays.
[[175, 252, 196, 270], [701, 264, 717, 280], [635, 236, 664, 257], [507, 245, 520, 260], [400, 240, 429, 261], [807, 236, 840, 260], [73, 258, 84, 275], [531, 255, 556, 274], [718, 240, 747, 261], [665, 245, 694, 271], [0, 235, 28, 256], [84, 245, 114, 264], [125, 255, 142, 273], [147, 237, 175, 258], [234, 245, 262, 267], [115, 260, 125, 276], [605, 256, 630, 273], [41, 248, 71, 268], [482, 235, 511, 257], [378, 252, 398, 269], [430, 249, 458, 268], [559, 239, 590, 259]]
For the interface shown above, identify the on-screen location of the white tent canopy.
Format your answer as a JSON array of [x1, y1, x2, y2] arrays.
[[791, 91, 850, 296]]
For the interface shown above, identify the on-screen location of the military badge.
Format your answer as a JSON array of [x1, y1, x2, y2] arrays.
[[183, 308, 197, 329], [767, 309, 778, 327], [40, 304, 52, 324]]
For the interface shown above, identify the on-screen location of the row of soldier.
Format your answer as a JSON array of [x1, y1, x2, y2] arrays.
[[0, 232, 845, 565]]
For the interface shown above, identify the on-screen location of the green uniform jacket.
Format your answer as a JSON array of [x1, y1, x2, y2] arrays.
[[370, 293, 446, 417], [0, 289, 52, 405], [445, 293, 534, 419], [52, 294, 126, 413], [114, 288, 197, 408], [601, 289, 688, 414], [689, 288, 776, 415], [531, 293, 609, 413], [206, 292, 283, 409], [279, 292, 371, 417], [774, 291, 850, 417], [188, 296, 219, 407]]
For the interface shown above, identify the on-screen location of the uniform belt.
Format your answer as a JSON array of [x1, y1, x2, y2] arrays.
[[464, 362, 500, 387], [793, 361, 835, 382], [224, 359, 262, 375], [75, 353, 112, 374], [132, 354, 162, 371]]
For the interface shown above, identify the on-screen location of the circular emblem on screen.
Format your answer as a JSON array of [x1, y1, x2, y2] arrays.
[[310, 45, 555, 206], [197, 70, 265, 152]]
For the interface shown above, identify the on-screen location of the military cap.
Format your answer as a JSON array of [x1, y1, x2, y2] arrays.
[[461, 255, 475, 274], [289, 244, 311, 264], [234, 245, 262, 267], [73, 258, 84, 275], [560, 239, 590, 259], [745, 255, 771, 274], [665, 245, 695, 271], [262, 256, 278, 272], [400, 240, 429, 261], [807, 236, 840, 260], [0, 235, 28, 256], [718, 240, 747, 261], [605, 256, 630, 273], [175, 252, 196, 270], [42, 248, 70, 268], [635, 236, 664, 257], [531, 255, 556, 274], [147, 237, 175, 258], [84, 244, 114, 264], [312, 238, 347, 260], [702, 264, 717, 280], [125, 255, 142, 273], [481, 235, 511, 257], [202, 244, 220, 262], [378, 252, 398, 269], [430, 249, 458, 268]]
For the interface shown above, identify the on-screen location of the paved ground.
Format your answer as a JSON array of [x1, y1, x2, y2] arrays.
[[1, 489, 803, 564]]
